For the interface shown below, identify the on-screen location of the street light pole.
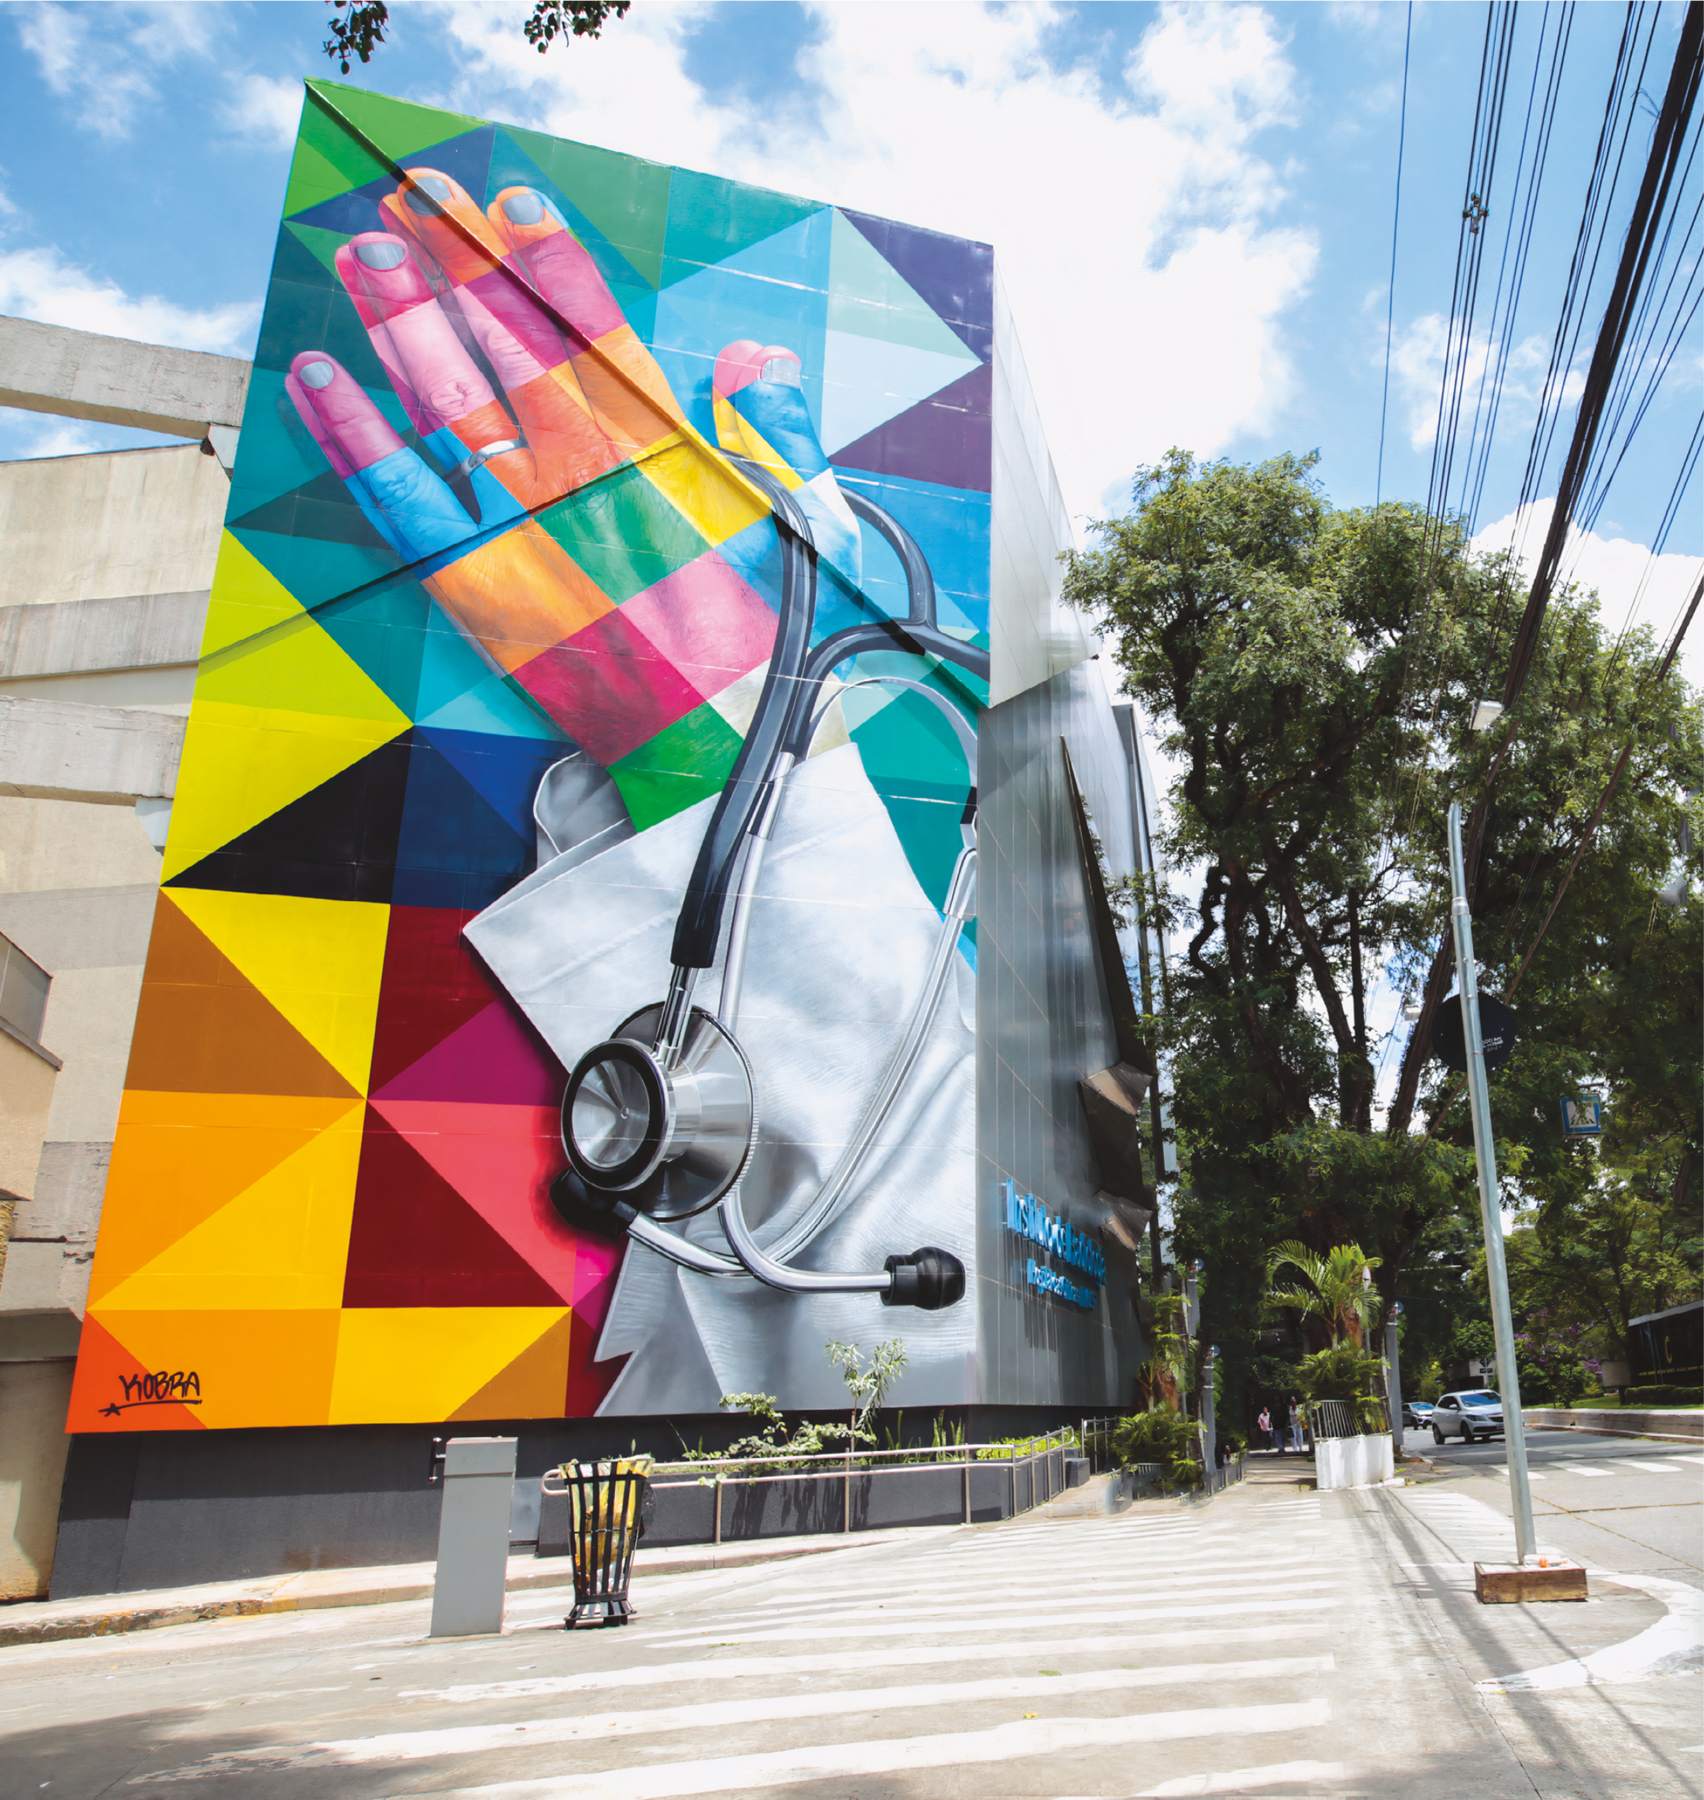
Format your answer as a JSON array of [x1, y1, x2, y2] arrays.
[[1447, 802, 1537, 1562]]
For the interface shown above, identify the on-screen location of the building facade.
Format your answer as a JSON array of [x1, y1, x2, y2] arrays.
[[3, 84, 1163, 1598]]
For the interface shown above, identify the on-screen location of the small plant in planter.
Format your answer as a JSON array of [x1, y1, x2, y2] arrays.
[[1111, 1406, 1201, 1491]]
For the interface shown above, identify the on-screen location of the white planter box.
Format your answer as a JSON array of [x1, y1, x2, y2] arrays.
[[1314, 1434, 1395, 1490]]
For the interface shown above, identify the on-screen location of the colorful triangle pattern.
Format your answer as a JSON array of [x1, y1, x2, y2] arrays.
[[73, 77, 993, 1436]]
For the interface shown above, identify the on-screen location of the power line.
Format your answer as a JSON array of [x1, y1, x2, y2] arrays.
[[1376, 1, 1414, 508]]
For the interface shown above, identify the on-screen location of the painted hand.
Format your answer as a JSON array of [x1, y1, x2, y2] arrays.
[[286, 168, 861, 770]]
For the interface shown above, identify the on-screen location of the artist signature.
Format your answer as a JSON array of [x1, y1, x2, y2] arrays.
[[100, 1370, 202, 1417]]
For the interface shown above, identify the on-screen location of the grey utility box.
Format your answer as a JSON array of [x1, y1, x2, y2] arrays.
[[430, 1436, 518, 1638]]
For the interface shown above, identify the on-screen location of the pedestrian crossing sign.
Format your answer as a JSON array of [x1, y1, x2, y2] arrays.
[[1561, 1095, 1603, 1136]]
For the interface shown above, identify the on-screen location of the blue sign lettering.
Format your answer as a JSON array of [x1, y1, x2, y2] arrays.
[[1027, 1258, 1098, 1310], [1000, 1180, 1105, 1287]]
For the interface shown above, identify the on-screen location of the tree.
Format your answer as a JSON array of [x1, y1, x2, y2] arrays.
[[1266, 1241, 1381, 1346], [323, 1, 630, 73], [1061, 449, 1701, 1424]]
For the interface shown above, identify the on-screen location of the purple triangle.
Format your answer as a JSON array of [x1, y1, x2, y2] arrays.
[[839, 209, 993, 362], [830, 362, 991, 494], [375, 997, 564, 1106]]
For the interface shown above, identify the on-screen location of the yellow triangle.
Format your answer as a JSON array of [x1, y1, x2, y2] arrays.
[[97, 1098, 364, 1312], [163, 704, 404, 881], [329, 1307, 570, 1424], [200, 533, 309, 658], [168, 890, 389, 1094], [195, 604, 412, 725]]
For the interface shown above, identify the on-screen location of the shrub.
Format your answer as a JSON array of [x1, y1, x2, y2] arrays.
[[1625, 1384, 1704, 1407], [1111, 1407, 1201, 1490]]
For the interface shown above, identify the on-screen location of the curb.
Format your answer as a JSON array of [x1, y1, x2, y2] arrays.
[[0, 1527, 929, 1651], [1526, 1421, 1704, 1446]]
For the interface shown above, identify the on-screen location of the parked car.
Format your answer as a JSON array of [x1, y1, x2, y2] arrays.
[[1431, 1390, 1504, 1443], [1403, 1400, 1434, 1430]]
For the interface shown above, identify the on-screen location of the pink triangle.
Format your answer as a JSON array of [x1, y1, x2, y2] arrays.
[[376, 1000, 564, 1107], [370, 1098, 620, 1308]]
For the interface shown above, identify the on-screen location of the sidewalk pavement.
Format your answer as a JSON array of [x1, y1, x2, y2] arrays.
[[0, 1525, 937, 1650]]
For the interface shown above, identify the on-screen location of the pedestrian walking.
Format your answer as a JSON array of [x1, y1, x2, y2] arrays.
[[1290, 1401, 1306, 1452], [1257, 1405, 1277, 1453]]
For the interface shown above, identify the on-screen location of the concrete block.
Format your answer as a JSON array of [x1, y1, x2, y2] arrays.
[[0, 887, 158, 973], [0, 1240, 71, 1311], [429, 1437, 516, 1638], [0, 592, 208, 679], [0, 317, 250, 438], [13, 1142, 111, 1243], [0, 1032, 58, 1199], [1475, 1560, 1588, 1603], [0, 444, 226, 613], [0, 696, 183, 802], [0, 1359, 77, 1600]]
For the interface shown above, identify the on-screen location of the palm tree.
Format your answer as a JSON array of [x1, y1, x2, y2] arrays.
[[1266, 1241, 1382, 1347]]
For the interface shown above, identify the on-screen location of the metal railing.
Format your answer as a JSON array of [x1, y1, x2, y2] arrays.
[[1082, 1417, 1249, 1498], [640, 1429, 1078, 1542], [1308, 1398, 1390, 1440]]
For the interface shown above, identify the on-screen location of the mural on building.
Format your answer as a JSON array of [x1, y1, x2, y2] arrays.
[[68, 83, 994, 1430]]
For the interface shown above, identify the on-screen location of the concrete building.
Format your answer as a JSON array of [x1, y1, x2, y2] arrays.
[[0, 315, 249, 1599]]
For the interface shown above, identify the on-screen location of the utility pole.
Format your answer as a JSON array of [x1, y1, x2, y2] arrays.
[[1447, 802, 1537, 1562], [1385, 1303, 1403, 1456]]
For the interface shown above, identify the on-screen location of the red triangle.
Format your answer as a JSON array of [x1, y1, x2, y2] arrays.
[[368, 907, 503, 1096], [565, 1306, 625, 1418], [342, 1106, 565, 1307], [376, 998, 564, 1106]]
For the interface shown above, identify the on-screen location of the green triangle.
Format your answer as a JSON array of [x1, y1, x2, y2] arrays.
[[285, 221, 352, 281], [827, 211, 981, 360], [663, 169, 821, 286], [307, 81, 488, 165], [502, 127, 671, 290], [609, 705, 741, 834], [283, 134, 364, 219]]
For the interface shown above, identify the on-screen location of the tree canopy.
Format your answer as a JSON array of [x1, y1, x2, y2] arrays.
[[323, 1, 629, 73], [1062, 448, 1702, 1417]]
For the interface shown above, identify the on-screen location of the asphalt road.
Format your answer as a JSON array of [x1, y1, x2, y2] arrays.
[[0, 1448, 1697, 1799]]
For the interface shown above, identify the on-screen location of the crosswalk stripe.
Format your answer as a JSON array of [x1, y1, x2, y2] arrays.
[[648, 1575, 1340, 1639], [710, 1554, 1331, 1618], [368, 1699, 1334, 1800], [638, 1593, 1339, 1646], [134, 1656, 1335, 1784], [1127, 1757, 1347, 1796], [400, 1621, 1336, 1708], [1564, 1464, 1614, 1477]]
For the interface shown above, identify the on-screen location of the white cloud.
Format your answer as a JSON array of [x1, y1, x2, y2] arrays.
[[221, 73, 308, 151], [1473, 498, 1704, 695], [426, 0, 1317, 522], [0, 244, 259, 355], [1389, 311, 1586, 455], [14, 2, 222, 140]]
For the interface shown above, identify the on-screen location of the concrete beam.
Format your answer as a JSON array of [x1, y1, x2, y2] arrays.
[[0, 592, 209, 679], [0, 695, 183, 803], [0, 316, 250, 440]]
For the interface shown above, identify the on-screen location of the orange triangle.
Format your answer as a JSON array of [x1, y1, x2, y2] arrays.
[[90, 1091, 359, 1303], [67, 1314, 207, 1432], [450, 1311, 576, 1422], [125, 892, 355, 1097]]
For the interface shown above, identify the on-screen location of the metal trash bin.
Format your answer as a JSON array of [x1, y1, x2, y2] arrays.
[[547, 1457, 653, 1628]]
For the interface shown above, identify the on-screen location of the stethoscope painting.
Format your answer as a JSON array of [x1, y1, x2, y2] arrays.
[[531, 458, 986, 1313]]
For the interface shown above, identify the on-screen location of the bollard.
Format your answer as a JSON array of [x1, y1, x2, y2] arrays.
[[429, 1436, 517, 1639]]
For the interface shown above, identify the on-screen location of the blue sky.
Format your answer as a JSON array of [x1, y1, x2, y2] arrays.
[[1, 0, 1698, 644]]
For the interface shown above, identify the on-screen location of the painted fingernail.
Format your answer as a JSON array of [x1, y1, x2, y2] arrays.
[[404, 174, 453, 214], [297, 360, 336, 390], [761, 356, 802, 387], [355, 239, 409, 270], [502, 190, 546, 226]]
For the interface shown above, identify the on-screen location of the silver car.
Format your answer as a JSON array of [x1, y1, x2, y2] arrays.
[[1431, 1390, 1504, 1443]]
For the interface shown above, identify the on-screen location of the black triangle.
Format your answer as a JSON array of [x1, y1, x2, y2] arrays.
[[167, 732, 414, 904]]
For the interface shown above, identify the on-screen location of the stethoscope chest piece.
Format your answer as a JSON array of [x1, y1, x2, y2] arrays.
[[562, 1002, 756, 1220]]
